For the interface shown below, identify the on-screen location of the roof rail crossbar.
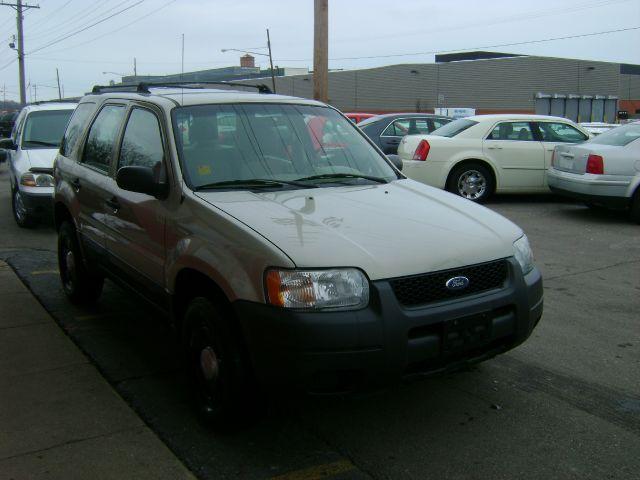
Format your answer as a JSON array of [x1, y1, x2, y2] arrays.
[[91, 81, 272, 95]]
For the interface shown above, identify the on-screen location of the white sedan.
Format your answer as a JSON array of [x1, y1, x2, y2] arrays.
[[548, 122, 640, 223], [398, 114, 592, 202]]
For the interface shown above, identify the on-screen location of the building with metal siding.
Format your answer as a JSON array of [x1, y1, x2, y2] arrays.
[[238, 52, 640, 118]]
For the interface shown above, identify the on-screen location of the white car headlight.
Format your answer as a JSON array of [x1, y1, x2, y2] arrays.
[[20, 172, 54, 187], [265, 268, 369, 310], [513, 235, 534, 275]]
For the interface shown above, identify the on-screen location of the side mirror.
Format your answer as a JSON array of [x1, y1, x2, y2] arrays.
[[116, 166, 168, 198], [0, 138, 17, 150], [387, 154, 403, 171]]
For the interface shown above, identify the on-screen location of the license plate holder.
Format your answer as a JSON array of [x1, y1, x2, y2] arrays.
[[443, 312, 492, 354]]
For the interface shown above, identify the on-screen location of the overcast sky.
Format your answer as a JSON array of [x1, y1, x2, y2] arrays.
[[0, 0, 638, 102]]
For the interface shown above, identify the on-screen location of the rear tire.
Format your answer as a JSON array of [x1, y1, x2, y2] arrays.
[[630, 190, 640, 224], [57, 221, 104, 305], [182, 296, 259, 429], [447, 163, 494, 203], [12, 187, 36, 228]]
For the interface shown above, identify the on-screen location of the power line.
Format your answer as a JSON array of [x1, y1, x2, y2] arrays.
[[28, 0, 136, 43], [27, 0, 146, 55], [28, 0, 178, 56]]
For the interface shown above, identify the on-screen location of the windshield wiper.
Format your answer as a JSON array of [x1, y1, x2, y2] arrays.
[[24, 140, 58, 147], [194, 178, 316, 191], [295, 173, 388, 184]]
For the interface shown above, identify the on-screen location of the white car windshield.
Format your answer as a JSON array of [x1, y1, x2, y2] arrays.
[[588, 123, 640, 147], [21, 109, 74, 149], [172, 103, 398, 190]]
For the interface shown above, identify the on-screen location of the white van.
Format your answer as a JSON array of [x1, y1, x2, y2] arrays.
[[1, 102, 77, 227]]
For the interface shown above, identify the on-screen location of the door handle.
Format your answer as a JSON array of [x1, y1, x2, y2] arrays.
[[487, 146, 503, 150], [71, 178, 81, 192], [105, 196, 121, 212]]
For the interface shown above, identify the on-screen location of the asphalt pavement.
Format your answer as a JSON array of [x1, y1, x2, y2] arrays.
[[0, 161, 638, 480]]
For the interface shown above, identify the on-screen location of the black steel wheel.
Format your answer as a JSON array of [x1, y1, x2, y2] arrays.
[[182, 297, 258, 429], [57, 221, 103, 304]]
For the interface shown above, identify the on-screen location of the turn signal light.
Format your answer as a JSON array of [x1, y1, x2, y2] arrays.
[[412, 140, 430, 161], [586, 154, 604, 174]]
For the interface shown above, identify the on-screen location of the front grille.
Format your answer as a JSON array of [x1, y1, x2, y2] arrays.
[[390, 259, 508, 307]]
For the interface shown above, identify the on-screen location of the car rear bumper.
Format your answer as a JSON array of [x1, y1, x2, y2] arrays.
[[234, 258, 543, 393], [547, 168, 631, 207]]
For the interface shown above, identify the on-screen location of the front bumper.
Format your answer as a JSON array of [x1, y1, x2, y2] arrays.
[[547, 168, 631, 208], [19, 186, 55, 218], [234, 258, 543, 392]]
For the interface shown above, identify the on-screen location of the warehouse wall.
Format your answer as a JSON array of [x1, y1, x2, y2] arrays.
[[239, 55, 633, 113]]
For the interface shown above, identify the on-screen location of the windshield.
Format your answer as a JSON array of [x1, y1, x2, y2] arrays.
[[172, 103, 398, 190], [588, 123, 640, 147], [431, 118, 478, 137], [21, 109, 74, 149]]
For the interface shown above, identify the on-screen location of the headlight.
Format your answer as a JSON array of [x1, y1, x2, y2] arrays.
[[20, 172, 54, 187], [513, 235, 534, 275], [265, 268, 369, 310]]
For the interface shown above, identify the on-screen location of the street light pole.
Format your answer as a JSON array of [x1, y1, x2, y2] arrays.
[[56, 68, 61, 100], [266, 28, 276, 94]]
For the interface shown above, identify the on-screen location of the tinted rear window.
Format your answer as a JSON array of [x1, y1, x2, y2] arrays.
[[431, 118, 478, 137], [589, 123, 640, 146]]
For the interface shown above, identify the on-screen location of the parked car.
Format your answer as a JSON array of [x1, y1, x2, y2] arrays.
[[344, 112, 376, 124], [397, 114, 592, 202], [548, 122, 640, 222], [359, 113, 452, 154], [53, 83, 542, 426], [579, 122, 619, 136], [0, 102, 77, 227]]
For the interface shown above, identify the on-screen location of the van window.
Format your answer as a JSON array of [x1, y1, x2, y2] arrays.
[[172, 103, 397, 189], [81, 105, 126, 173], [61, 103, 95, 157], [21, 109, 74, 149]]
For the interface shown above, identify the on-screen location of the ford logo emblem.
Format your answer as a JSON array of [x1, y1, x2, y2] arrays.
[[446, 276, 469, 291]]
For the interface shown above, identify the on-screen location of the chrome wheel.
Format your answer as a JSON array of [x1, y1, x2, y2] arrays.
[[59, 237, 75, 292], [457, 170, 487, 200], [13, 190, 27, 224]]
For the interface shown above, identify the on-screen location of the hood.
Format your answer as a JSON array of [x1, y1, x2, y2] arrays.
[[24, 148, 59, 170], [195, 179, 522, 280]]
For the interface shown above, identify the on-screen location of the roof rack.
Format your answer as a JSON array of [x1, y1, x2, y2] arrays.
[[90, 81, 272, 95], [30, 98, 79, 105]]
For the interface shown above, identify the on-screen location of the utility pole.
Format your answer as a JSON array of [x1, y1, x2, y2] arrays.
[[266, 28, 276, 94], [133, 57, 137, 77], [33, 83, 37, 102], [313, 0, 328, 102], [56, 68, 61, 99], [1, 0, 40, 105]]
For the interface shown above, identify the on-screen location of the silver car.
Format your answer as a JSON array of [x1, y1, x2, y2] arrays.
[[548, 122, 640, 222]]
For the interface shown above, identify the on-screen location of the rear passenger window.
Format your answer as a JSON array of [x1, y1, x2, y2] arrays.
[[119, 108, 164, 170], [60, 103, 95, 157], [82, 105, 125, 172], [488, 122, 534, 141]]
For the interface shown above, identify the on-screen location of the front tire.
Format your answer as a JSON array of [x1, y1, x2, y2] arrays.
[[630, 190, 640, 224], [12, 187, 36, 228], [182, 297, 258, 429], [57, 221, 104, 304], [447, 163, 494, 203]]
